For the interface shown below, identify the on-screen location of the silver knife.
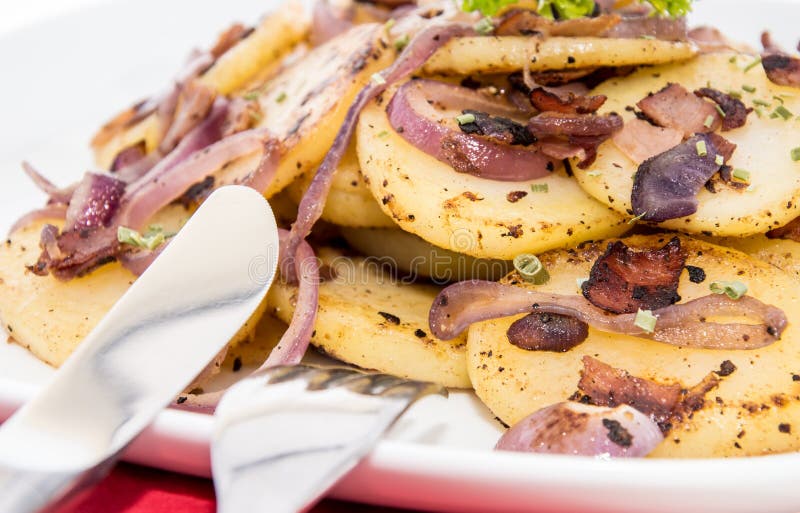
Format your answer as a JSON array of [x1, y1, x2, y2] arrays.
[[211, 365, 445, 513], [0, 185, 279, 513]]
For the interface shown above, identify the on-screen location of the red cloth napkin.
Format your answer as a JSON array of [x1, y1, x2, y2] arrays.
[[68, 463, 413, 513]]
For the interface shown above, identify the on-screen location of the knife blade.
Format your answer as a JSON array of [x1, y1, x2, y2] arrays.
[[0, 185, 279, 513]]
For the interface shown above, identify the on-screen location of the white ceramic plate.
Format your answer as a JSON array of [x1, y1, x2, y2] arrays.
[[2, 1, 800, 511]]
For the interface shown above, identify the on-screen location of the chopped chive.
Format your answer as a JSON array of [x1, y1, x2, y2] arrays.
[[755, 107, 765, 118], [715, 154, 724, 166], [456, 113, 476, 125], [743, 56, 762, 73], [774, 105, 794, 120], [634, 309, 657, 334], [371, 73, 386, 85], [715, 104, 727, 118], [513, 254, 550, 285], [628, 211, 647, 224], [703, 115, 715, 128], [729, 55, 738, 64], [732, 168, 751, 182], [710, 280, 748, 300], [727, 90, 742, 99], [243, 91, 260, 101], [474, 17, 494, 35], [377, 130, 389, 138], [791, 147, 800, 161], [742, 84, 756, 93], [773, 95, 785, 104], [530, 183, 549, 193], [394, 33, 410, 51], [696, 140, 708, 157], [275, 92, 287, 103], [384, 18, 395, 30], [586, 170, 602, 177], [753, 99, 771, 107], [640, 35, 655, 40]]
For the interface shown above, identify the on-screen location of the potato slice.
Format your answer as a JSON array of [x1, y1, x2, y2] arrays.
[[341, 226, 510, 282], [267, 248, 470, 388], [0, 208, 265, 367], [576, 52, 800, 236], [285, 141, 395, 228], [356, 86, 629, 260], [704, 235, 800, 281], [94, 2, 310, 168], [422, 36, 697, 76], [205, 23, 396, 198], [467, 234, 800, 457]]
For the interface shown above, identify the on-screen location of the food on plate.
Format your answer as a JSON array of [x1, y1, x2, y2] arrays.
[[5, 0, 800, 459]]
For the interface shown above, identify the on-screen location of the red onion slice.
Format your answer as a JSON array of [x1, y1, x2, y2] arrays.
[[283, 22, 473, 280], [429, 280, 787, 350], [387, 79, 556, 181], [8, 204, 68, 235], [495, 402, 663, 457], [64, 172, 126, 232], [22, 162, 75, 205]]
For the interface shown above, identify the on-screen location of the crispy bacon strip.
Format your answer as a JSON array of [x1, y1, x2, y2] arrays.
[[694, 88, 751, 131], [637, 83, 721, 137], [767, 216, 800, 242], [529, 87, 607, 115], [578, 356, 726, 431], [495, 10, 620, 37], [612, 118, 683, 164], [581, 237, 686, 314], [507, 312, 589, 352], [760, 32, 800, 88]]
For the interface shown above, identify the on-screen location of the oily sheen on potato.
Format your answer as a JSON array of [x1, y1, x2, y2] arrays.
[[467, 234, 800, 457], [703, 235, 800, 281], [576, 52, 800, 236], [356, 86, 629, 260], [422, 36, 697, 76], [0, 208, 265, 367], [267, 249, 470, 388]]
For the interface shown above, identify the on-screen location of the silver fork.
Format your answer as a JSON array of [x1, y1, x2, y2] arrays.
[[211, 365, 446, 513]]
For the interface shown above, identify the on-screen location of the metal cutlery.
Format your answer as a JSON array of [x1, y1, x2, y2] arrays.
[[212, 364, 445, 513], [0, 185, 279, 513]]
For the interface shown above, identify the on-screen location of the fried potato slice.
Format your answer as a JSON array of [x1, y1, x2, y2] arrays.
[[576, 52, 800, 236], [356, 87, 629, 260], [467, 234, 800, 457], [422, 36, 697, 76], [208, 23, 396, 198], [0, 208, 265, 367], [703, 235, 800, 281], [285, 141, 395, 228], [267, 248, 470, 388], [94, 2, 310, 168], [341, 226, 510, 282]]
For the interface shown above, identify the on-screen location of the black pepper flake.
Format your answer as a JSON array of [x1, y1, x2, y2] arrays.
[[717, 360, 737, 377], [6, 325, 11, 333], [176, 396, 187, 404], [779, 423, 792, 434], [232, 357, 242, 372], [602, 418, 633, 447], [567, 56, 576, 64], [378, 311, 401, 325], [495, 416, 510, 429], [414, 328, 427, 338], [685, 265, 706, 284], [793, 374, 800, 382]]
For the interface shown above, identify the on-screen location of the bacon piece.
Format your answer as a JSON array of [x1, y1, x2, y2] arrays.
[[760, 31, 800, 88], [612, 118, 683, 164], [529, 69, 598, 87], [159, 81, 216, 153], [458, 110, 535, 146], [506, 312, 589, 352], [694, 88, 751, 131], [578, 356, 724, 431], [767, 216, 800, 242], [689, 26, 751, 54], [529, 87, 607, 115], [31, 225, 121, 279], [209, 23, 252, 59], [603, 15, 687, 41], [707, 132, 737, 162], [495, 9, 620, 37], [528, 112, 622, 167], [581, 237, 686, 315], [637, 83, 721, 137]]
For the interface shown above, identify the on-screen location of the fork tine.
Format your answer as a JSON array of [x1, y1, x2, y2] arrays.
[[264, 365, 313, 384], [306, 368, 361, 390], [380, 381, 447, 402]]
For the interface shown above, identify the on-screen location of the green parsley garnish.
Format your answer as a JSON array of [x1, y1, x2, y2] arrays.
[[117, 226, 166, 251], [461, 0, 690, 18], [394, 34, 410, 51], [474, 17, 495, 35], [456, 113, 476, 125], [696, 140, 708, 157], [732, 168, 751, 182], [774, 105, 794, 120], [514, 254, 550, 284], [634, 309, 658, 334], [530, 183, 549, 193], [742, 84, 756, 93], [275, 92, 287, 104], [710, 280, 748, 300], [791, 147, 800, 162], [743, 56, 762, 73]]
